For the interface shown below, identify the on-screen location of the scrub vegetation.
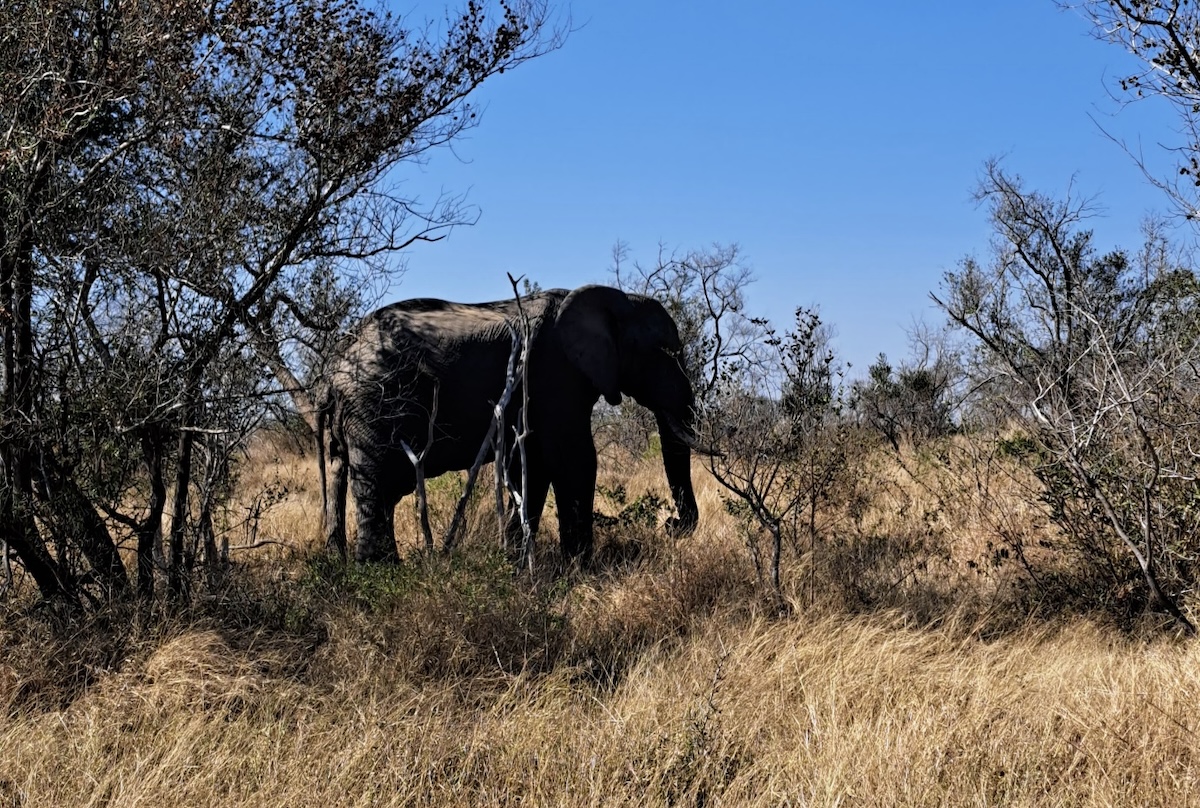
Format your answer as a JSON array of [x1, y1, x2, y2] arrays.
[[1, 443, 1199, 806], [6, 1, 1200, 805]]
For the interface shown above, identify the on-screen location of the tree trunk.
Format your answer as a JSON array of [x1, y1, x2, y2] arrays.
[[770, 521, 782, 600], [198, 491, 220, 590], [1, 202, 71, 601], [167, 406, 196, 603], [35, 450, 129, 598], [136, 429, 168, 599], [0, 475, 67, 600], [249, 323, 316, 434]]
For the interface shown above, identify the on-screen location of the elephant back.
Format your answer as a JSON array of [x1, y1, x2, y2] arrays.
[[327, 292, 563, 453]]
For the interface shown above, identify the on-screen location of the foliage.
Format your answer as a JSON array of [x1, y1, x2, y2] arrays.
[[700, 307, 860, 602], [0, 0, 558, 604], [304, 547, 522, 615], [852, 350, 959, 450], [595, 484, 670, 531], [935, 161, 1200, 632]]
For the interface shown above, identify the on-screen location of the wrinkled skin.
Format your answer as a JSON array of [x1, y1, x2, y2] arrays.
[[319, 285, 700, 564]]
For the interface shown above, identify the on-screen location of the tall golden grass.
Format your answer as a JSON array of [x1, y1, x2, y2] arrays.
[[0, 437, 1196, 806]]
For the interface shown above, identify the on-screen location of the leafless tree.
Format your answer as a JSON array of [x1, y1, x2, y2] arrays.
[[402, 381, 440, 553], [441, 275, 535, 563], [501, 275, 536, 569]]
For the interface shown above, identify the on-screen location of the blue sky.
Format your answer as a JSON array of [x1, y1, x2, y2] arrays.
[[391, 0, 1180, 376]]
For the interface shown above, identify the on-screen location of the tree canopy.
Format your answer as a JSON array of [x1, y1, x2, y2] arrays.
[[0, 0, 559, 604]]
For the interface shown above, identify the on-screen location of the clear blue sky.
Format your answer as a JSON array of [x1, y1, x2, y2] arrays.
[[389, 0, 1180, 377]]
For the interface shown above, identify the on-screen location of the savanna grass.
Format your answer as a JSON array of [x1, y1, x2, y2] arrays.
[[0, 438, 1196, 806]]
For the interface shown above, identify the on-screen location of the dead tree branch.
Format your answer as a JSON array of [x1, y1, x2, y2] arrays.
[[401, 379, 439, 552]]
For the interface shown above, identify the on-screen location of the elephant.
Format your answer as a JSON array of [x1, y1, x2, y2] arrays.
[[318, 284, 701, 564]]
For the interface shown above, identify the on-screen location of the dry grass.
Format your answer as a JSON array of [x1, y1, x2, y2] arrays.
[[0, 438, 1198, 806], [1, 613, 1197, 806]]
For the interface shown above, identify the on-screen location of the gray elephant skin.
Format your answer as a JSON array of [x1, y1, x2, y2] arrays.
[[318, 285, 701, 564]]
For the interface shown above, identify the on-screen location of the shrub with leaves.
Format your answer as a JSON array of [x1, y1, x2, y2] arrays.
[[935, 162, 1200, 632], [700, 308, 858, 602]]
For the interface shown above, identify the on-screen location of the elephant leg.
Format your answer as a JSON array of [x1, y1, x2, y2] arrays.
[[551, 434, 598, 564], [323, 439, 349, 558], [505, 470, 550, 554], [350, 475, 401, 564]]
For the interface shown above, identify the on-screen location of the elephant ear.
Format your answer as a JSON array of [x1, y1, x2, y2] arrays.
[[555, 285, 635, 406]]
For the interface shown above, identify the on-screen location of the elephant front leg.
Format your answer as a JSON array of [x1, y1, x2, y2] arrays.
[[552, 441, 597, 565], [324, 443, 349, 559], [504, 471, 549, 561], [351, 478, 400, 564]]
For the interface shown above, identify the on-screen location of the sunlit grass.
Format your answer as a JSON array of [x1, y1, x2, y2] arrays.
[[0, 435, 1196, 806], [2, 611, 1197, 806]]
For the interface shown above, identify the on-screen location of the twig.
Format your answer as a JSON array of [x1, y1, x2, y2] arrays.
[[443, 330, 523, 552], [506, 273, 535, 570], [401, 379, 439, 552], [226, 539, 293, 552]]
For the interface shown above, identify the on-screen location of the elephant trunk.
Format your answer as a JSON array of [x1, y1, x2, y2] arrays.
[[659, 409, 718, 457], [656, 412, 699, 536]]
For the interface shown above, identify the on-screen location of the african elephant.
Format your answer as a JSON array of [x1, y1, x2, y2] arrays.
[[318, 285, 701, 564]]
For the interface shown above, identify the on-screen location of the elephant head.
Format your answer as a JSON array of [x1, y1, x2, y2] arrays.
[[555, 285, 700, 534]]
